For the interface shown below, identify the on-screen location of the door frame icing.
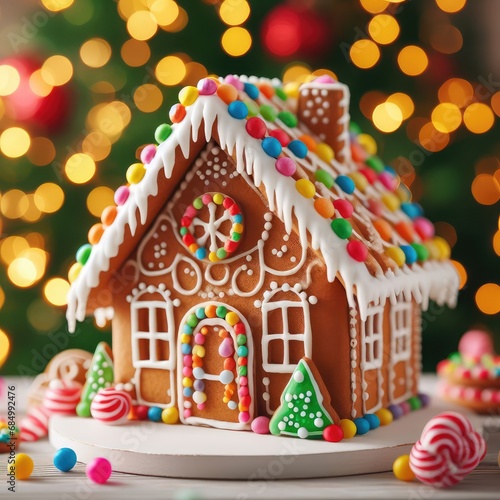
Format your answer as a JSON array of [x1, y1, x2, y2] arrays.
[[177, 302, 255, 430]]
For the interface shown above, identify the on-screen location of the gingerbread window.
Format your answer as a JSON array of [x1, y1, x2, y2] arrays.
[[390, 301, 412, 362], [261, 287, 312, 373], [362, 305, 384, 370], [130, 288, 174, 370]]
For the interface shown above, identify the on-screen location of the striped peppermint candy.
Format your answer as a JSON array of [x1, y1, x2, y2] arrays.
[[43, 379, 82, 414], [19, 405, 51, 442], [409, 411, 486, 488], [90, 389, 132, 425]]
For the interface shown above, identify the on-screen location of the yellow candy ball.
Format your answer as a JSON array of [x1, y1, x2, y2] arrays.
[[284, 82, 300, 98], [375, 408, 393, 426], [382, 192, 401, 212], [192, 345, 206, 358], [182, 377, 193, 388], [9, 453, 34, 480], [68, 262, 83, 284], [349, 172, 368, 192], [295, 178, 316, 199], [424, 240, 441, 260], [161, 407, 179, 425], [225, 311, 239, 326], [433, 236, 451, 260], [340, 418, 357, 439], [393, 455, 415, 482], [316, 143, 334, 163], [213, 193, 224, 205], [178, 86, 199, 107], [386, 247, 406, 267], [126, 163, 146, 184], [357, 133, 377, 155]]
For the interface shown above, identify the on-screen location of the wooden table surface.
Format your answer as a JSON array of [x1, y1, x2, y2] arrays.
[[1, 375, 499, 499]]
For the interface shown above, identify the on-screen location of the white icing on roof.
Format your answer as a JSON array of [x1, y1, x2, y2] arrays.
[[66, 78, 459, 332]]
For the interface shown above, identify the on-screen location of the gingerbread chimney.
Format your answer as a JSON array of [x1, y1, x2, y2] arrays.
[[297, 75, 351, 163]]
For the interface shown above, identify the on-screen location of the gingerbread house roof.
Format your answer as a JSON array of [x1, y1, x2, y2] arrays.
[[66, 74, 459, 332]]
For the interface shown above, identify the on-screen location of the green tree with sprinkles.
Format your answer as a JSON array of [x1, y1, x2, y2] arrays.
[[270, 358, 339, 439], [76, 342, 114, 417]]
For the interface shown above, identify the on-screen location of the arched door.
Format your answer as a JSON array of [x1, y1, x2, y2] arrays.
[[177, 302, 254, 430]]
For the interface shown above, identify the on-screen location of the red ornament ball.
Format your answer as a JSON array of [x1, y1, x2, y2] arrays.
[[323, 424, 344, 442]]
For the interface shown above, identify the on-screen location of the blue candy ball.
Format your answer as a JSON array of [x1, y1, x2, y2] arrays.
[[148, 407, 163, 422], [400, 202, 420, 220], [243, 82, 259, 100], [400, 245, 417, 265], [195, 248, 206, 260], [261, 137, 282, 158], [363, 413, 380, 430], [287, 139, 308, 159], [335, 175, 355, 194], [353, 417, 370, 435], [53, 447, 77, 472], [228, 101, 248, 120]]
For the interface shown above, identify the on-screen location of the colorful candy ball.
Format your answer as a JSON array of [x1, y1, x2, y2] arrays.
[[353, 417, 370, 435], [250, 416, 270, 434], [393, 455, 415, 482], [161, 407, 179, 425], [339, 418, 357, 439], [363, 413, 380, 430], [458, 330, 494, 358], [86, 457, 112, 484], [10, 453, 34, 480], [148, 406, 163, 422], [323, 424, 344, 442], [53, 448, 77, 472], [375, 408, 393, 426]]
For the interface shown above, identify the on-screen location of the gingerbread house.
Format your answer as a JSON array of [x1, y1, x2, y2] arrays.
[[66, 74, 459, 431]]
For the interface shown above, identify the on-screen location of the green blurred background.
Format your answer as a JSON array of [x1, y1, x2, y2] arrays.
[[0, 0, 499, 375]]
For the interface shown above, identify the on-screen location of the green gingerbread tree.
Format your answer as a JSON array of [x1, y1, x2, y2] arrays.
[[270, 358, 339, 439], [76, 342, 114, 417]]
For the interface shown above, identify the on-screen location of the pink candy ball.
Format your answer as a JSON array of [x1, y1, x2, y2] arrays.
[[114, 186, 129, 206], [86, 457, 112, 484], [458, 330, 494, 358], [225, 75, 244, 91], [378, 171, 397, 191], [314, 75, 336, 84], [413, 217, 435, 241], [239, 411, 250, 423], [251, 416, 270, 434], [140, 144, 157, 165], [275, 157, 296, 176], [197, 78, 217, 95]]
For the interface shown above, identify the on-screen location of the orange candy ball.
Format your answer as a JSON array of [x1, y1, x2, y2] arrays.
[[101, 206, 117, 227], [169, 103, 186, 123], [314, 198, 335, 218], [217, 84, 238, 104], [373, 219, 393, 241], [88, 224, 105, 245]]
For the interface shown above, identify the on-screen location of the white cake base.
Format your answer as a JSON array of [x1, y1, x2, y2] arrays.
[[49, 394, 478, 480]]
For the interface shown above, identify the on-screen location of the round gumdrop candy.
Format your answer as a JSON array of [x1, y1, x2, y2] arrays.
[[76, 401, 91, 418], [161, 407, 179, 424], [363, 413, 380, 430], [76, 244, 92, 265], [169, 103, 186, 123], [418, 393, 431, 408], [148, 407, 163, 422], [353, 417, 370, 435], [288, 139, 308, 158], [269, 129, 289, 146], [155, 123, 172, 143], [53, 448, 77, 472], [140, 144, 157, 165], [340, 418, 357, 439], [135, 405, 149, 420], [335, 175, 355, 194], [458, 330, 494, 358], [197, 78, 218, 95], [228, 101, 248, 119], [86, 457, 112, 484], [331, 218, 353, 239], [114, 185, 130, 206], [275, 157, 296, 176], [393, 455, 415, 482], [245, 116, 266, 139], [126, 163, 146, 184], [400, 245, 417, 265], [407, 396, 422, 411], [388, 404, 403, 420], [375, 408, 393, 426], [261, 137, 282, 158], [333, 199, 354, 219], [179, 86, 199, 106], [101, 206, 117, 227], [323, 424, 344, 442], [414, 217, 435, 240], [251, 416, 270, 434], [217, 83, 238, 104], [347, 240, 368, 262], [10, 453, 34, 480]]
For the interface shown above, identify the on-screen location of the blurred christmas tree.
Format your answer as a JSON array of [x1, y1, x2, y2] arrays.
[[0, 0, 498, 375]]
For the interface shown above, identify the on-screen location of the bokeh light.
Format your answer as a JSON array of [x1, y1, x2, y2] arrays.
[[360, 90, 387, 118], [44, 278, 70, 306], [471, 174, 500, 205], [127, 10, 158, 41], [0, 65, 20, 96], [451, 260, 467, 290], [1, 190, 29, 219], [493, 231, 500, 256], [155, 55, 186, 85], [221, 27, 252, 56], [29, 70, 53, 97], [386, 93, 414, 120], [82, 132, 112, 161], [133, 84, 163, 112], [372, 102, 403, 132], [0, 287, 4, 310], [350, 39, 380, 69], [8, 249, 46, 288], [86, 186, 115, 218], [360, 0, 389, 14], [27, 137, 56, 166], [475, 283, 500, 315], [0, 127, 31, 158], [80, 38, 112, 68], [463, 103, 494, 133], [121, 39, 151, 67], [150, 0, 180, 27], [436, 0, 467, 14], [65, 153, 96, 184], [368, 15, 400, 45], [438, 78, 473, 108], [429, 25, 463, 54], [42, 0, 74, 11], [283, 64, 311, 83], [182, 62, 208, 86], [431, 103, 462, 132], [27, 300, 63, 333], [418, 122, 449, 152], [41, 55, 73, 86], [397, 46, 428, 76], [219, 0, 250, 26], [34, 183, 65, 213]]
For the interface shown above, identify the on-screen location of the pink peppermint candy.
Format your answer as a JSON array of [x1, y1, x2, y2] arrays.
[[90, 388, 132, 425], [43, 379, 82, 414]]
